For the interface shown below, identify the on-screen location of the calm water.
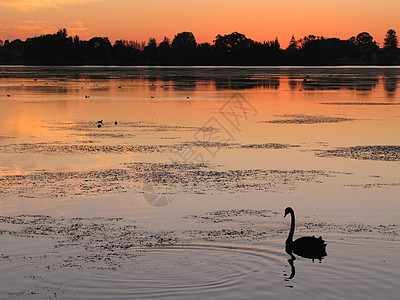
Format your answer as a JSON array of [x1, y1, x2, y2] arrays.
[[0, 66, 399, 299]]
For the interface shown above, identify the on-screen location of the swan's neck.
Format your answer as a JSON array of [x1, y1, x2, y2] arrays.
[[287, 210, 295, 243]]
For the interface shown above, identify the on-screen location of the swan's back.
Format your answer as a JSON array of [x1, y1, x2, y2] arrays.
[[292, 236, 327, 260]]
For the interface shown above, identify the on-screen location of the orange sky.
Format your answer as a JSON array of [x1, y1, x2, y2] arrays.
[[0, 0, 399, 47]]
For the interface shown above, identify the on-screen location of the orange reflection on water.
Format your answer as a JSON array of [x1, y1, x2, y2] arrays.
[[0, 68, 399, 218]]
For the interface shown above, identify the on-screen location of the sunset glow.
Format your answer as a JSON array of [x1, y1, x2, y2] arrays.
[[1, 0, 399, 47]]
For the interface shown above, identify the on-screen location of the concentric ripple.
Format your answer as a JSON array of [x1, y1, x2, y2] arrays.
[[1, 238, 399, 299], [61, 242, 284, 299]]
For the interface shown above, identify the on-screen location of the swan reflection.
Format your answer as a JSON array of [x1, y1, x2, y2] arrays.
[[284, 207, 327, 279]]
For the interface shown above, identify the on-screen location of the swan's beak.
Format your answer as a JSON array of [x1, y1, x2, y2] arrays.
[[284, 211, 288, 217]]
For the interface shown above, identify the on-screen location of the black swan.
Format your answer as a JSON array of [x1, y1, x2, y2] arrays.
[[284, 207, 327, 262]]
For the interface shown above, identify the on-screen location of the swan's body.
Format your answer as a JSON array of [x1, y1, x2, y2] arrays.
[[284, 207, 327, 261]]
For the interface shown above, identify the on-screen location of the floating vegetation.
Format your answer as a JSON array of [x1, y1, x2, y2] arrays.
[[0, 162, 339, 199], [0, 135, 14, 140], [74, 132, 137, 138], [74, 140, 99, 144], [0, 215, 176, 274], [345, 182, 400, 189], [315, 145, 400, 162], [0, 141, 300, 155], [184, 209, 280, 224], [240, 143, 299, 149], [47, 120, 217, 133], [184, 209, 399, 241], [0, 142, 194, 154], [320, 102, 400, 105], [262, 114, 354, 124]]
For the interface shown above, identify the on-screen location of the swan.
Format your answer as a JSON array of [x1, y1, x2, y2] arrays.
[[284, 207, 327, 261]]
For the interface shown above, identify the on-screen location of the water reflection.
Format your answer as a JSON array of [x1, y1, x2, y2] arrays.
[[384, 76, 398, 98], [1, 66, 398, 94], [301, 76, 379, 91], [289, 78, 301, 90], [284, 207, 327, 279]]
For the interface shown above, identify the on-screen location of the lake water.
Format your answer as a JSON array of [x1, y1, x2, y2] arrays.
[[0, 66, 399, 299]]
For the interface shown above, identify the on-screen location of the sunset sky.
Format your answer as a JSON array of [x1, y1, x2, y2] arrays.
[[0, 0, 399, 47]]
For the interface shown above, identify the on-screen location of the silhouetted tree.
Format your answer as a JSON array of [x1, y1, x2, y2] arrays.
[[213, 32, 255, 64], [287, 35, 298, 50], [83, 37, 112, 64], [355, 32, 377, 47], [302, 38, 356, 65], [298, 35, 325, 48], [384, 29, 398, 49], [171, 32, 197, 63], [21, 29, 75, 64], [158, 36, 170, 49], [57, 28, 68, 38], [172, 32, 196, 49], [284, 35, 301, 64], [271, 37, 280, 50], [0, 39, 24, 63], [113, 39, 140, 64], [158, 36, 171, 63], [214, 32, 250, 51], [197, 42, 213, 64], [353, 32, 380, 63], [143, 37, 158, 63], [0, 28, 399, 65], [73, 35, 80, 45], [147, 37, 157, 48]]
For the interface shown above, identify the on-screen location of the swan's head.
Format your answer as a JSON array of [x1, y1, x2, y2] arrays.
[[284, 207, 293, 218]]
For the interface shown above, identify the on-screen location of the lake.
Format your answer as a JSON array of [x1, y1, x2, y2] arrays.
[[0, 66, 399, 299]]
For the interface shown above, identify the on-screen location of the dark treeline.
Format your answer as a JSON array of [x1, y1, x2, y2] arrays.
[[0, 28, 399, 65]]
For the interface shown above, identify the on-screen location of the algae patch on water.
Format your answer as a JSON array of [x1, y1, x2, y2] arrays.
[[261, 114, 354, 124], [0, 162, 341, 199], [315, 145, 400, 161]]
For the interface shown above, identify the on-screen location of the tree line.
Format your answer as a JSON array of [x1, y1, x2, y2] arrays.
[[0, 28, 398, 65]]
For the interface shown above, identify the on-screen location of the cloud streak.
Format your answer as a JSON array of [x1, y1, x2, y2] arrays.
[[0, 21, 90, 40], [0, 0, 99, 11]]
